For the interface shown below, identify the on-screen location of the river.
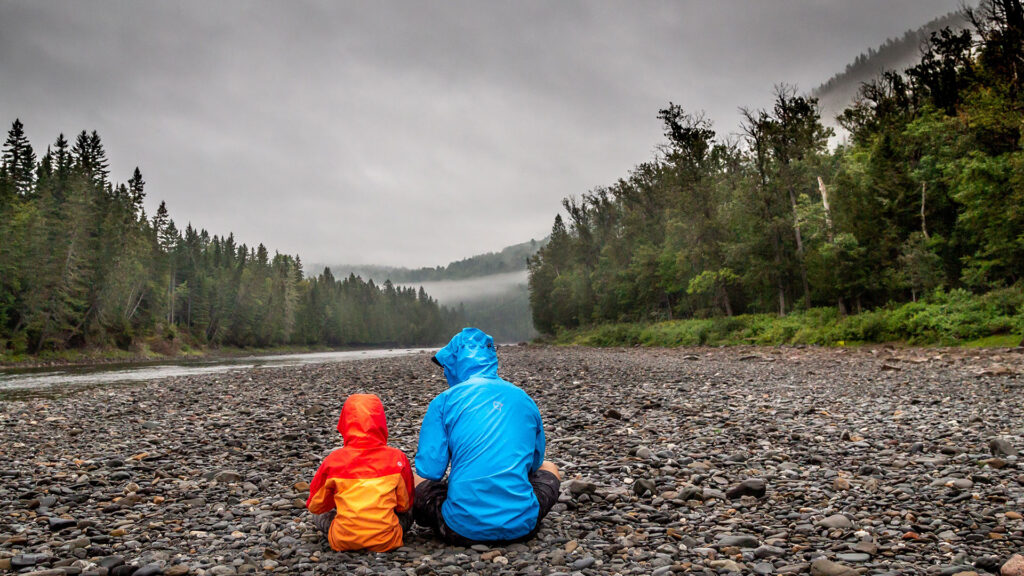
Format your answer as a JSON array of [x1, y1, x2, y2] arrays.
[[0, 348, 432, 400]]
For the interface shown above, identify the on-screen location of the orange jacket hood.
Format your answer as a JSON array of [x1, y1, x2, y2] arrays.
[[338, 393, 388, 449]]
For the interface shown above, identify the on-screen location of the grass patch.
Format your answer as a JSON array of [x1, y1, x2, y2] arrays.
[[962, 334, 1023, 347], [554, 287, 1024, 348]]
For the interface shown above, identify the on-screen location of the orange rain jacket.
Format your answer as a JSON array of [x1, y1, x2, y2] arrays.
[[306, 393, 414, 552]]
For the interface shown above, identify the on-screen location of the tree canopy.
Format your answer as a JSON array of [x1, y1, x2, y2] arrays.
[[529, 1, 1024, 334], [0, 128, 462, 355]]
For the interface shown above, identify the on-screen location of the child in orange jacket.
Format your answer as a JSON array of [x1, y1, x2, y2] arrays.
[[306, 393, 414, 552]]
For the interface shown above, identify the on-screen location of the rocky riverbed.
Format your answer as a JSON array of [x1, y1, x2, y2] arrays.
[[1, 345, 1023, 576]]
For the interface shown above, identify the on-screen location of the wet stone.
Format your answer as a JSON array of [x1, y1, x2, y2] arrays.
[[989, 437, 1017, 457], [1, 346, 1022, 575], [571, 556, 596, 570], [717, 535, 759, 549], [725, 478, 766, 499], [810, 558, 858, 576], [818, 514, 853, 530], [48, 516, 77, 532], [11, 554, 53, 569]]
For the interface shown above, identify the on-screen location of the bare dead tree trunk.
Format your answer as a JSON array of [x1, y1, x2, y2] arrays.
[[788, 187, 811, 309], [818, 176, 847, 315], [772, 230, 787, 317], [167, 266, 175, 326], [921, 182, 929, 240], [818, 176, 834, 240]]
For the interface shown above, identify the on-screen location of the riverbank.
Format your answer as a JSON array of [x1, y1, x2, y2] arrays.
[[1, 346, 1022, 575], [0, 343, 415, 370], [552, 289, 1024, 349]]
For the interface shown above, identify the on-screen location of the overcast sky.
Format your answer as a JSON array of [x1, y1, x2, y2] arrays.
[[0, 1, 965, 267]]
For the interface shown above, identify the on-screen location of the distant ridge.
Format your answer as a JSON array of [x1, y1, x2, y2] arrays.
[[313, 238, 545, 283], [310, 238, 546, 343], [813, 9, 970, 128]]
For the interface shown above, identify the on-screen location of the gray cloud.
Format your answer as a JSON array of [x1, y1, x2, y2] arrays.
[[0, 0, 964, 266]]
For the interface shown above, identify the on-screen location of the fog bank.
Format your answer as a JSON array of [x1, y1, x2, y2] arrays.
[[401, 271, 529, 305]]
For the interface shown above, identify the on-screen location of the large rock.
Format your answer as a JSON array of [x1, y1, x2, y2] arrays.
[[718, 534, 759, 548], [818, 514, 853, 530], [1002, 554, 1024, 576], [810, 558, 859, 576], [565, 479, 597, 496], [726, 478, 766, 499], [990, 437, 1018, 457]]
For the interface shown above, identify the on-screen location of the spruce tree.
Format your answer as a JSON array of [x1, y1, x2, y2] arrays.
[[2, 119, 36, 198]]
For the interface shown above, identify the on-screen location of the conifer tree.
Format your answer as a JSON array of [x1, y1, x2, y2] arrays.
[[2, 119, 36, 199]]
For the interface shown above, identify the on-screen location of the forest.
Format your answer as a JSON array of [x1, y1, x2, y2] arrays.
[[813, 8, 968, 123], [0, 128, 462, 357], [322, 239, 544, 343], [528, 1, 1024, 343], [321, 239, 543, 284]]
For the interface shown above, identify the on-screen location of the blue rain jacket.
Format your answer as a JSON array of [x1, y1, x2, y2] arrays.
[[415, 328, 546, 541]]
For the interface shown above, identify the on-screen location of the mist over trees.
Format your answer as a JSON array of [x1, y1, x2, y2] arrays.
[[528, 0, 1024, 335], [814, 9, 970, 127], [320, 239, 543, 284], [0, 127, 461, 355], [322, 240, 545, 343]]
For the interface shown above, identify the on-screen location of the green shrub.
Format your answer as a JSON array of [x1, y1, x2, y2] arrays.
[[554, 286, 1023, 348]]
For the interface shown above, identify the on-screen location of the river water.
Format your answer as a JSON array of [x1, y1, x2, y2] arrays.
[[0, 348, 432, 400]]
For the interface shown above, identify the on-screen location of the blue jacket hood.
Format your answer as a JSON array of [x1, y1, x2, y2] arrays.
[[433, 327, 498, 386]]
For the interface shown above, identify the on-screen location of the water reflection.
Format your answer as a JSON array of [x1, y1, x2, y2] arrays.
[[0, 348, 432, 400]]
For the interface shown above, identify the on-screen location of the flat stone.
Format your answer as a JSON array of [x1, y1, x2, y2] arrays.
[[565, 479, 597, 495], [726, 478, 766, 499], [718, 534, 759, 548], [47, 516, 77, 532], [213, 470, 242, 483], [11, 554, 53, 570], [1002, 554, 1024, 576], [989, 437, 1018, 457], [810, 558, 859, 576], [570, 556, 595, 570], [134, 564, 164, 576], [818, 514, 853, 530]]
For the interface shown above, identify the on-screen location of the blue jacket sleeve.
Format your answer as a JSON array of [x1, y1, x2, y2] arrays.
[[415, 393, 450, 481], [530, 401, 545, 473]]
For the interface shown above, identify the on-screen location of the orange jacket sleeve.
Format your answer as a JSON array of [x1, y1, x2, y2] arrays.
[[306, 458, 335, 514]]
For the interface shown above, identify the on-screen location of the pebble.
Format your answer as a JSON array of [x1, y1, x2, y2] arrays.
[[990, 437, 1018, 457], [717, 534, 759, 548], [1003, 554, 1024, 576], [709, 559, 744, 572], [818, 514, 853, 530], [810, 558, 858, 576], [725, 478, 766, 499], [133, 564, 165, 576], [47, 517, 76, 532], [571, 556, 596, 570], [0, 346, 1021, 575]]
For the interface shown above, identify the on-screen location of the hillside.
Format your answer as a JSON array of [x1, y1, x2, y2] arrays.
[[813, 9, 969, 128], [312, 238, 544, 283], [312, 238, 546, 343]]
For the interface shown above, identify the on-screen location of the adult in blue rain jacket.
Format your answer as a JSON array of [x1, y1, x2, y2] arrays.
[[413, 327, 561, 544]]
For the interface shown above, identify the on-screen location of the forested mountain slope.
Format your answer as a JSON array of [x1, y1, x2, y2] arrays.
[[528, 1, 1024, 343], [317, 239, 546, 343], [0, 127, 463, 357], [814, 10, 969, 129]]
